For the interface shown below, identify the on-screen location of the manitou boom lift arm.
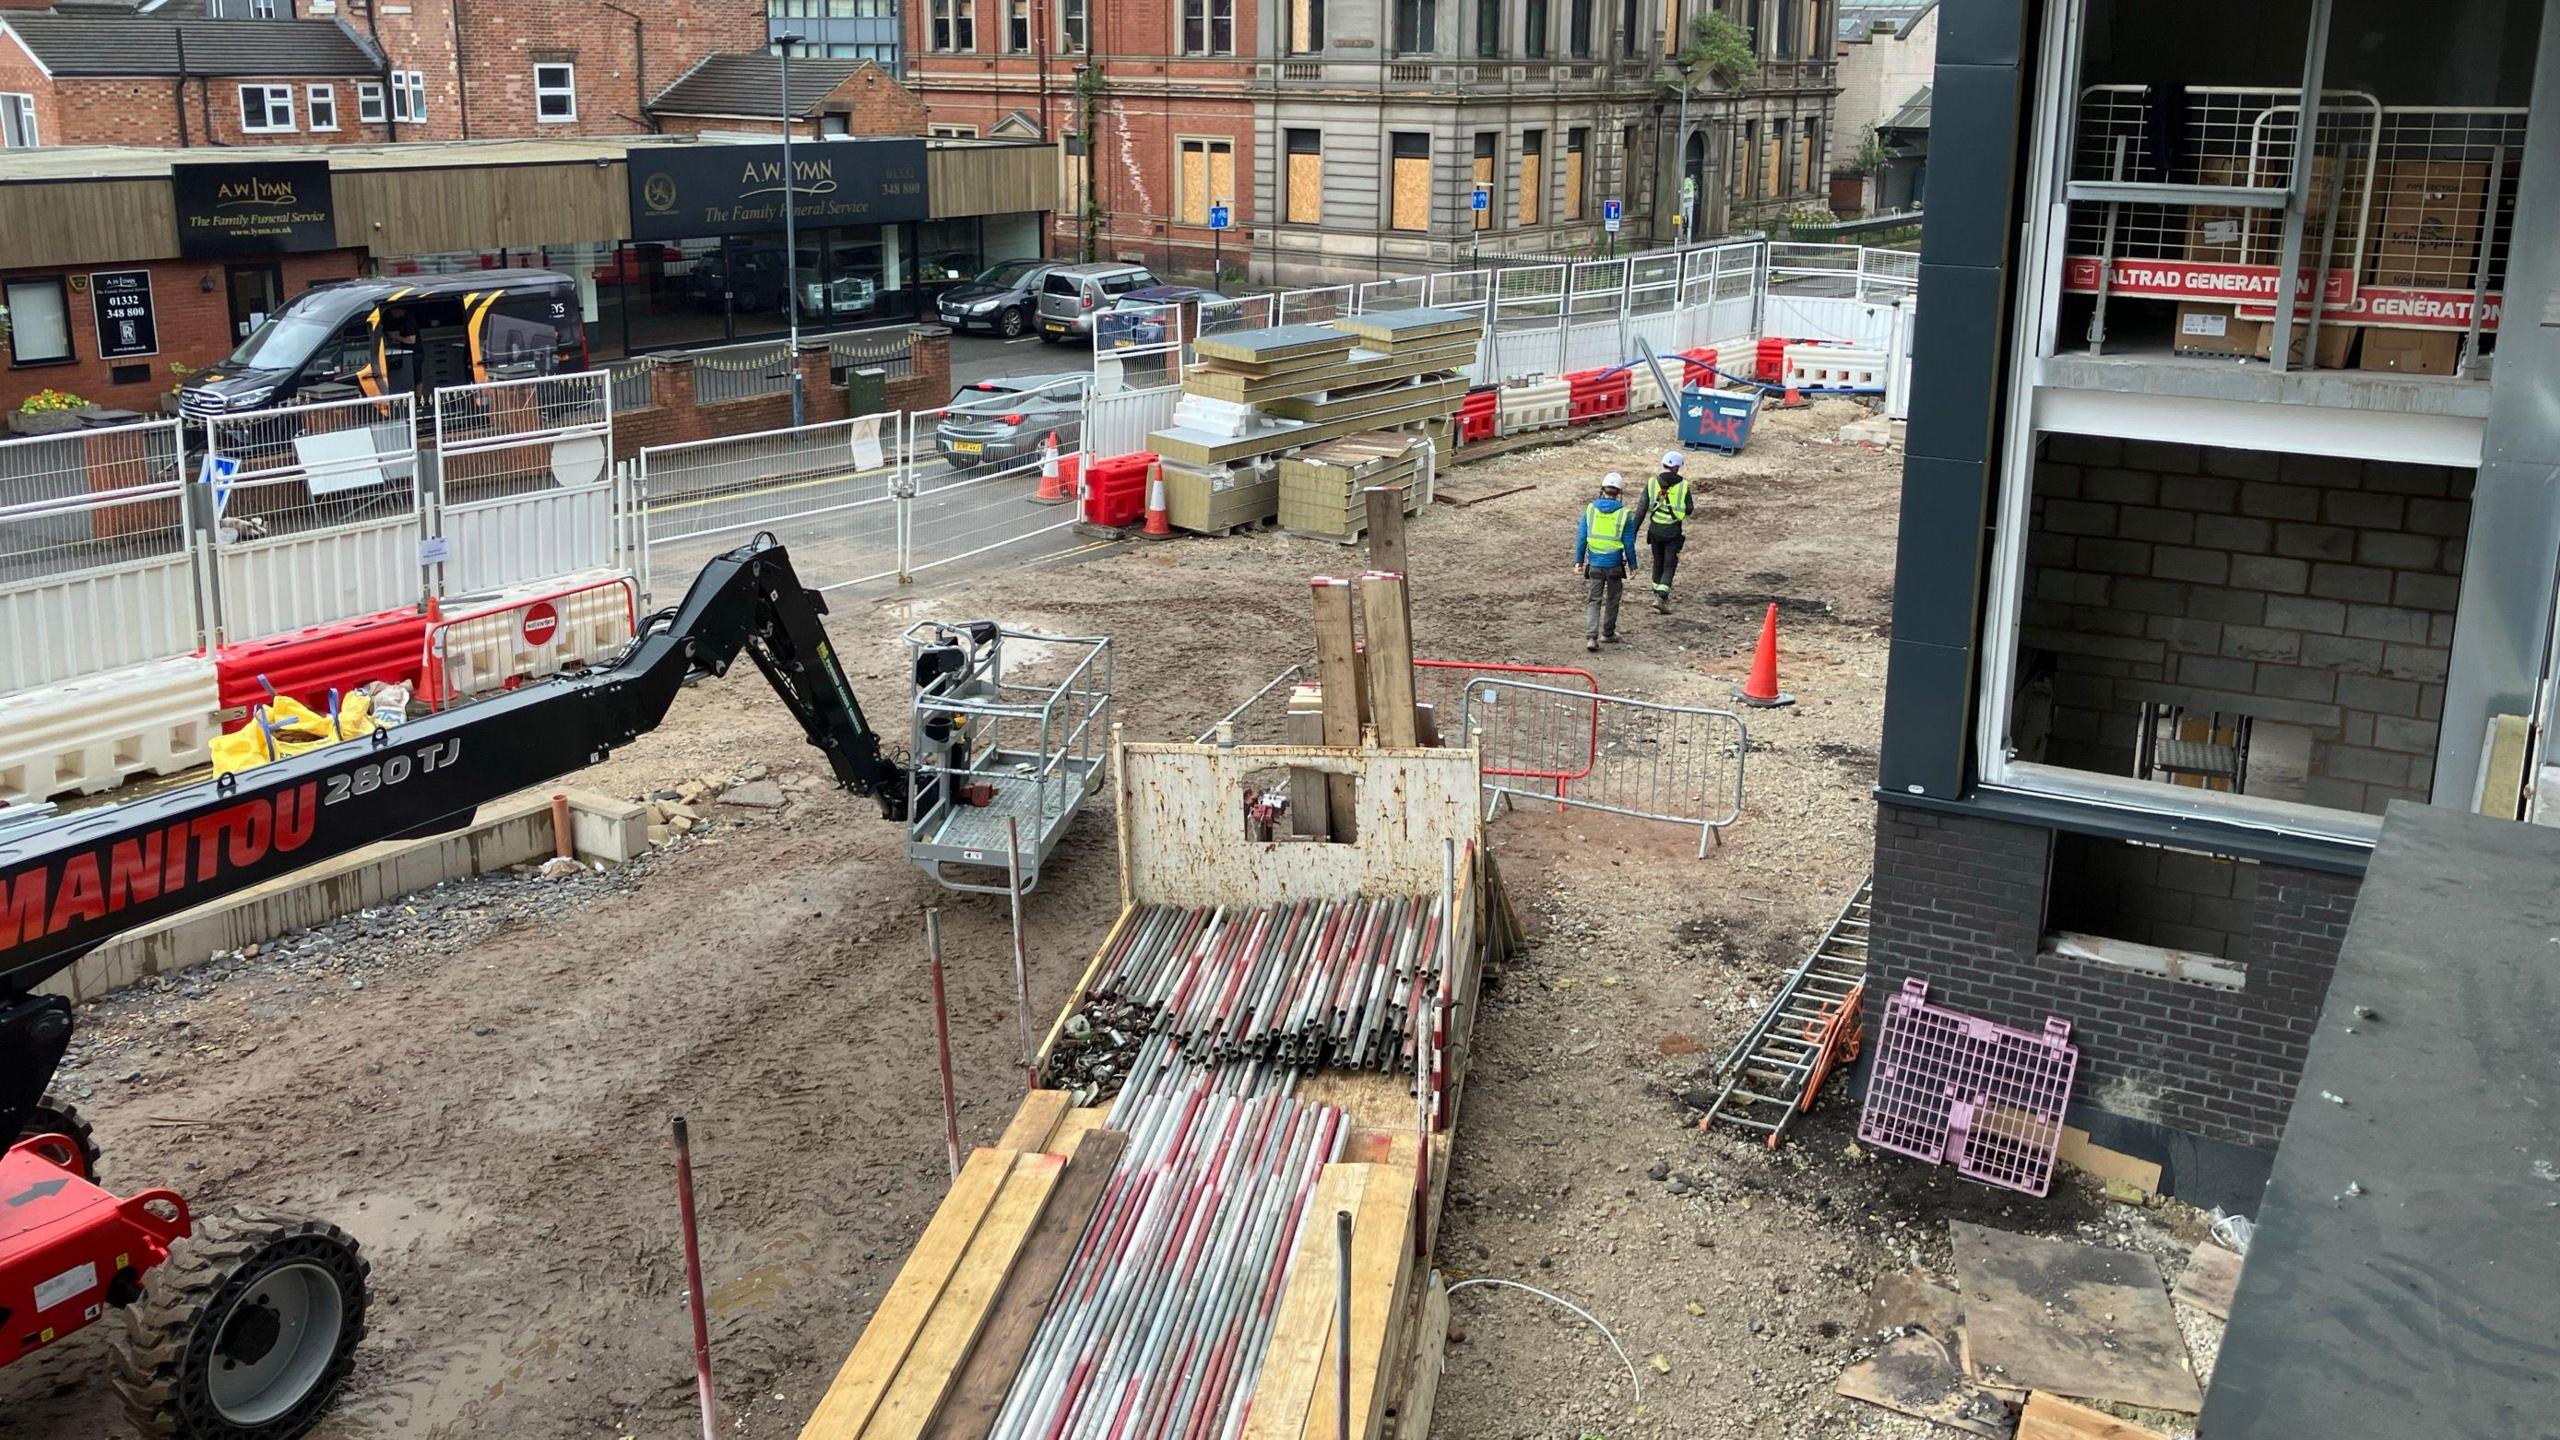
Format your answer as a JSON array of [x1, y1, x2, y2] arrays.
[[0, 536, 903, 1144]]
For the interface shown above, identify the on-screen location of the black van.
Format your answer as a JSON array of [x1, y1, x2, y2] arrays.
[[178, 270, 585, 421]]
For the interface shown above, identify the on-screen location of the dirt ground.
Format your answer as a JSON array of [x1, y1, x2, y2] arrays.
[[6, 402, 2215, 1440]]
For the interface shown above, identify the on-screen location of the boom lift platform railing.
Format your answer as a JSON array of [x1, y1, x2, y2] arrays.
[[904, 621, 1112, 894]]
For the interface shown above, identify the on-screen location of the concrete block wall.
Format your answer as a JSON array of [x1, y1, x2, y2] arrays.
[[1870, 802, 2360, 1159], [2021, 436, 2472, 814]]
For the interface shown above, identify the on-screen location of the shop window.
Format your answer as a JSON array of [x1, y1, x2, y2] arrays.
[[1517, 128, 1544, 226], [1523, 0, 1546, 57], [535, 64, 576, 123], [1564, 127, 1587, 221], [1474, 0, 1499, 57], [930, 0, 974, 50], [356, 82, 385, 125], [1177, 137, 1235, 227], [5, 276, 73, 365], [1285, 130, 1323, 225], [1393, 0, 1435, 54], [240, 84, 296, 134], [916, 218, 982, 287], [1388, 133, 1431, 231], [1061, 0, 1087, 51], [1183, 0, 1234, 54], [306, 84, 337, 132], [1290, 0, 1324, 53], [1472, 131, 1496, 229], [3, 93, 39, 148], [1006, 0, 1030, 51]]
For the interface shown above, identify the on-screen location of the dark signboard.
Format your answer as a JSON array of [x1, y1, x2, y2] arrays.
[[626, 139, 930, 242], [172, 161, 337, 257], [89, 269, 159, 359]]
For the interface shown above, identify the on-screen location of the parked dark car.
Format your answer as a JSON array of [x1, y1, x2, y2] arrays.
[[935, 260, 1062, 338], [1098, 285, 1228, 349], [933, 373, 1092, 472]]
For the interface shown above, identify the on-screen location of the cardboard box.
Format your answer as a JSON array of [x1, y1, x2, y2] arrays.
[[2368, 160, 2492, 288], [2251, 317, 2359, 368], [2185, 160, 2253, 264], [2172, 302, 2253, 357], [2358, 326, 2462, 376]]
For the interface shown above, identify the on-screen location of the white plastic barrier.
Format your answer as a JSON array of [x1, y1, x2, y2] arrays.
[[0, 653, 219, 804], [423, 570, 637, 707], [1762, 293, 1902, 351], [1496, 378, 1572, 436], [1784, 343, 1891, 393]]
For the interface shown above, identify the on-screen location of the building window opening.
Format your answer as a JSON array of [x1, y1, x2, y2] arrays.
[[2002, 435, 2470, 824], [535, 63, 577, 123], [2042, 833, 2253, 992]]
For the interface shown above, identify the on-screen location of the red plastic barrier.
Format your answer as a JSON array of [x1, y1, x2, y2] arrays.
[[1676, 347, 1721, 384], [1082, 452, 1157, 529], [1566, 368, 1631, 424], [1457, 408, 1497, 445], [1754, 336, 1798, 382], [215, 607, 427, 723]]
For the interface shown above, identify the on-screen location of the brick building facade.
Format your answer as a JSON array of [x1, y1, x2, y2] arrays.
[[646, 53, 929, 138]]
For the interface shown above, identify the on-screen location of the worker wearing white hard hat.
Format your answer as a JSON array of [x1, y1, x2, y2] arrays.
[[1644, 450, 1693, 614], [1576, 472, 1639, 652]]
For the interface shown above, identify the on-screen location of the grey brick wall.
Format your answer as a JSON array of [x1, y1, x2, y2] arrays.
[[1870, 802, 2362, 1152], [2017, 437, 2472, 813]]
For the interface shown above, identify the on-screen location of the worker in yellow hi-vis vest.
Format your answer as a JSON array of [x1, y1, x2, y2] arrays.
[[1644, 450, 1692, 613], [1575, 472, 1639, 652]]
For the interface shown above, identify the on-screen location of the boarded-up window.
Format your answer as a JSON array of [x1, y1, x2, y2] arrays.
[[1290, 0, 1324, 51], [1518, 129, 1544, 226], [1663, 0, 1682, 55], [1801, 117, 1820, 192], [1765, 119, 1785, 197], [1390, 132, 1431, 231], [1740, 120, 1757, 197], [1287, 129, 1323, 224], [1063, 145, 1086, 217], [1473, 131, 1497, 230], [1179, 137, 1235, 226], [1564, 127, 1587, 221]]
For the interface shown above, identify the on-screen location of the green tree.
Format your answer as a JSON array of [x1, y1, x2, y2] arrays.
[[1672, 11, 1757, 93]]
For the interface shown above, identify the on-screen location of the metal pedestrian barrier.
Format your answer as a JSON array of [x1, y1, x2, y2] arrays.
[[1460, 677, 1747, 857]]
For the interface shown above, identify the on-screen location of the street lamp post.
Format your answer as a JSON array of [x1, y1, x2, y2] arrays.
[[777, 33, 806, 426]]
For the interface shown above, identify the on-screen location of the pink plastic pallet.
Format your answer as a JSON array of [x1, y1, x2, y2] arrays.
[[1857, 978, 2080, 1197]]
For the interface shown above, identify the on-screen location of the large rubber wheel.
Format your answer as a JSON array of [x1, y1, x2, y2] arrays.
[[113, 1210, 368, 1440], [13, 1092, 101, 1181], [997, 304, 1029, 338]]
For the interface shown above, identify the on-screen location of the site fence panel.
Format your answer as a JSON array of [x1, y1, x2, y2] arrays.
[[691, 341, 795, 405], [1095, 301, 1185, 392], [634, 411, 905, 603], [1462, 677, 1748, 857], [903, 375, 1089, 579], [1358, 276, 1429, 312], [0, 420, 201, 691], [430, 371, 618, 595], [1196, 295, 1274, 345], [1085, 381, 1182, 460], [1274, 284, 1355, 326], [204, 394, 424, 639]]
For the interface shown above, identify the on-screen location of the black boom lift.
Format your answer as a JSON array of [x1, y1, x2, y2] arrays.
[[0, 537, 914, 1439]]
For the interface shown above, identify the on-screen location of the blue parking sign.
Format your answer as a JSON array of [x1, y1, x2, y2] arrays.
[[201, 453, 239, 519], [1602, 198, 1623, 222], [1470, 185, 1490, 212], [1208, 203, 1231, 230]]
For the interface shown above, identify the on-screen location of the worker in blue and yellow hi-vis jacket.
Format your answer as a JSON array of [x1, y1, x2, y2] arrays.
[[1645, 449, 1693, 613], [1575, 472, 1640, 652]]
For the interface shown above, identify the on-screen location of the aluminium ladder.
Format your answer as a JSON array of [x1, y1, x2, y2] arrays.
[[1705, 877, 1872, 1147]]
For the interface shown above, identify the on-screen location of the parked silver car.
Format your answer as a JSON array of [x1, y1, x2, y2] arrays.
[[934, 373, 1092, 472], [935, 259, 1062, 338], [1035, 263, 1160, 343]]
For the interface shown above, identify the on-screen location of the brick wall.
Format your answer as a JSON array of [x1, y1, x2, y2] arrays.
[[0, 252, 367, 416], [20, 75, 407, 147], [2022, 437, 2471, 814], [451, 0, 762, 138], [611, 327, 950, 458], [652, 64, 932, 138], [1870, 802, 2360, 1155]]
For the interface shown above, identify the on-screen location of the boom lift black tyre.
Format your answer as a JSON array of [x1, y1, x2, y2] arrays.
[[110, 1210, 369, 1440], [12, 1091, 101, 1180]]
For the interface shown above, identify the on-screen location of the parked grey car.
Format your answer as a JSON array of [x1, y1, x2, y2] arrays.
[[1035, 262, 1160, 343], [935, 259, 1061, 338], [934, 373, 1092, 472]]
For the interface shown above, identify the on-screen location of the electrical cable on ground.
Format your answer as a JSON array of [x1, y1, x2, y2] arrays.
[[1444, 1278, 1644, 1407]]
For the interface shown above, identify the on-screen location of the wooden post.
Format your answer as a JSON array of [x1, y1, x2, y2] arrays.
[[1363, 484, 1410, 582], [1360, 572, 1418, 748], [1310, 578, 1364, 842], [1285, 698, 1331, 838]]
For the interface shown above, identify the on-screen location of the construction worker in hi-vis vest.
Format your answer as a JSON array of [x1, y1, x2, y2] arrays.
[[1645, 450, 1692, 613], [1576, 472, 1639, 652]]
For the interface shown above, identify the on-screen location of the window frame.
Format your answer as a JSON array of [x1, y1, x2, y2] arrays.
[[1474, 0, 1499, 57], [1182, 0, 1236, 54], [1284, 128, 1323, 225], [305, 83, 337, 131], [1517, 127, 1545, 226], [1393, 0, 1437, 55], [931, 0, 976, 51], [1006, 0, 1031, 51], [1523, 0, 1547, 58], [3, 274, 75, 366], [239, 83, 296, 134], [1472, 130, 1497, 231], [1567, 0, 1591, 58], [1564, 126, 1587, 221], [356, 80, 386, 124], [534, 62, 577, 123], [1288, 0, 1325, 53], [1061, 0, 1088, 49], [392, 70, 427, 124], [0, 92, 36, 149], [1174, 135, 1235, 227], [1388, 131, 1431, 232]]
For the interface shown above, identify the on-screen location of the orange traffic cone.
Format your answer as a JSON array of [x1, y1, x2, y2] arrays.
[[1033, 430, 1071, 503], [1141, 469, 1174, 540], [1778, 382, 1810, 409], [1736, 602, 1795, 708]]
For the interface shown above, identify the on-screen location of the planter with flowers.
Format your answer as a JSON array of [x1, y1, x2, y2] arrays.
[[12, 388, 99, 436]]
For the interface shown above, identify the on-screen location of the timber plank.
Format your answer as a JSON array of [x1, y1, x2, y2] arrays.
[[1045, 1106, 1112, 1158], [2017, 1391, 2171, 1440], [800, 1148, 1016, 1439], [1360, 574, 1418, 749], [867, 1152, 1068, 1438], [996, 1091, 1073, 1153], [1310, 579, 1364, 842], [1297, 1159, 1414, 1440], [1242, 1165, 1374, 1440], [918, 1132, 1129, 1440]]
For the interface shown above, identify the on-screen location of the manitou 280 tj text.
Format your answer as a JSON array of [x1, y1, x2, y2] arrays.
[[0, 538, 1010, 1439]]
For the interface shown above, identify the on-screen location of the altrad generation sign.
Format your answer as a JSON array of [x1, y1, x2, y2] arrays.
[[172, 161, 337, 257], [626, 139, 930, 242]]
